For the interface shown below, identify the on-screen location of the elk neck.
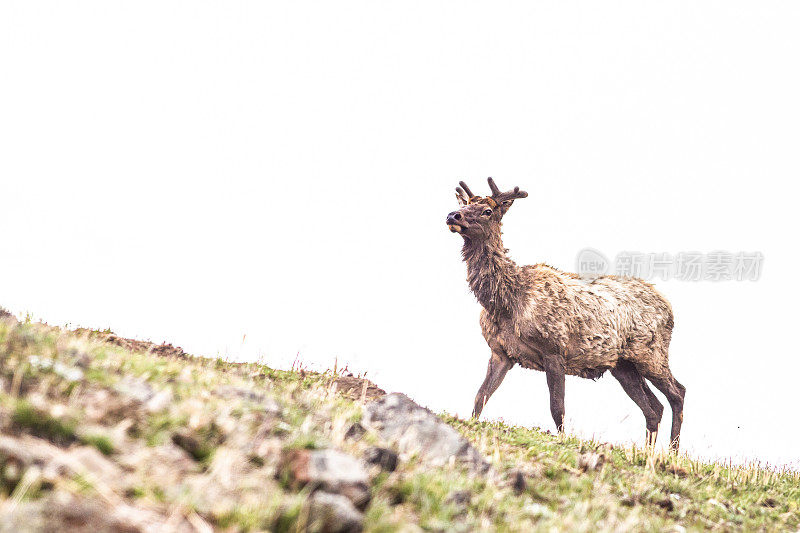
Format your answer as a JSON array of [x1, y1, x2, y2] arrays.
[[461, 225, 528, 317]]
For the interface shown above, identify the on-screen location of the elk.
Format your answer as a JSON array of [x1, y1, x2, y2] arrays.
[[446, 178, 685, 449]]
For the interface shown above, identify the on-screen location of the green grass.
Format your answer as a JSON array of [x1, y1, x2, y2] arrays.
[[79, 433, 115, 455], [10, 400, 77, 445], [443, 416, 800, 531], [1, 314, 798, 531]]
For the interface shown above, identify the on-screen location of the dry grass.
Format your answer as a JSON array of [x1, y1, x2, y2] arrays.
[[0, 311, 798, 531]]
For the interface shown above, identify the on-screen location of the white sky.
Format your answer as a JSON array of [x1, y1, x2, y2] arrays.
[[2, 2, 799, 468]]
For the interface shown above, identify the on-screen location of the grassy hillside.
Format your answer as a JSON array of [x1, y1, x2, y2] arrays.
[[1, 311, 798, 532]]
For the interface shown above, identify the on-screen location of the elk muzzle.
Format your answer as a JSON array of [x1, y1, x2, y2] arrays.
[[446, 211, 466, 233]]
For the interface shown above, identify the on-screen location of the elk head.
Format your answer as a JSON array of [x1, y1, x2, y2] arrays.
[[445, 178, 528, 241]]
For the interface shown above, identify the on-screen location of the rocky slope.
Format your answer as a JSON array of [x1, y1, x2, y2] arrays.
[[0, 309, 798, 532]]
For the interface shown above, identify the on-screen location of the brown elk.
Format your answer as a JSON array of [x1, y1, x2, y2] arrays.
[[446, 178, 685, 449]]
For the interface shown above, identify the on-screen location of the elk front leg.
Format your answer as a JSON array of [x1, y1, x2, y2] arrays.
[[543, 356, 566, 432], [472, 350, 513, 418]]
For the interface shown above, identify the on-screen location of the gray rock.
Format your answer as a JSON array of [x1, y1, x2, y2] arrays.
[[144, 388, 173, 412], [117, 443, 199, 491], [114, 376, 155, 403], [0, 435, 131, 494], [363, 393, 490, 473], [27, 355, 84, 382], [279, 449, 370, 510], [65, 445, 127, 491], [307, 492, 364, 533], [578, 451, 605, 472], [114, 376, 173, 414], [181, 445, 276, 520], [0, 435, 61, 469], [0, 489, 178, 533], [344, 423, 366, 441], [214, 385, 281, 415], [363, 446, 398, 472]]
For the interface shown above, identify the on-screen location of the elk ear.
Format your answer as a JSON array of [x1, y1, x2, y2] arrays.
[[498, 195, 524, 214], [455, 186, 469, 207]]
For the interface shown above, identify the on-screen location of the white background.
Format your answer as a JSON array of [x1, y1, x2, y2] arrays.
[[2, 2, 798, 468]]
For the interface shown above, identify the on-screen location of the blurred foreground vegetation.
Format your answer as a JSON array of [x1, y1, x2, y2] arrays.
[[0, 309, 798, 532]]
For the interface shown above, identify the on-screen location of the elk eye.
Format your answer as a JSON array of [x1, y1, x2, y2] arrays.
[[482, 209, 493, 216]]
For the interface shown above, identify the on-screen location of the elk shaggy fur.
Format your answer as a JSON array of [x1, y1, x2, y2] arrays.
[[446, 178, 686, 449]]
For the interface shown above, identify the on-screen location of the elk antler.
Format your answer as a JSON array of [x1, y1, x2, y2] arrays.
[[456, 180, 478, 207], [458, 181, 475, 199], [455, 178, 528, 209], [487, 177, 528, 211], [487, 177, 502, 196]]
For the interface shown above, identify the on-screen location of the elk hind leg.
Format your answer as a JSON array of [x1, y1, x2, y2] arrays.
[[640, 368, 685, 451], [611, 360, 663, 446]]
